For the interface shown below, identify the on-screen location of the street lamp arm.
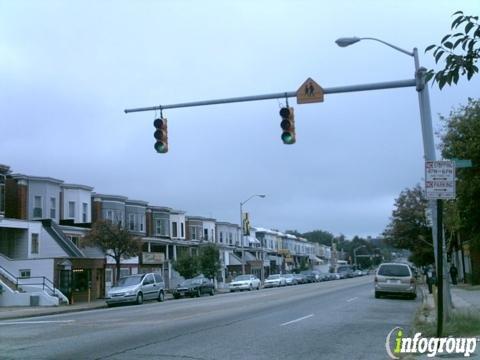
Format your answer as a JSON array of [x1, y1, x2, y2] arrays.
[[358, 37, 414, 57]]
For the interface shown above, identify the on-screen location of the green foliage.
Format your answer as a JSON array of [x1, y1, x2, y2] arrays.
[[81, 220, 142, 283], [425, 11, 479, 89], [173, 253, 200, 279], [440, 98, 480, 249], [198, 244, 221, 280], [302, 230, 335, 246], [383, 185, 434, 267]]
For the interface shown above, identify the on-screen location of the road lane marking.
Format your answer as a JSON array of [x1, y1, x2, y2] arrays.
[[346, 297, 358, 302], [280, 314, 314, 326], [0, 320, 75, 326]]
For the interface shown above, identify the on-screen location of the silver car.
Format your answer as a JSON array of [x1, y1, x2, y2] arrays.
[[264, 274, 287, 288], [229, 274, 261, 291], [374, 263, 416, 299], [106, 273, 166, 306]]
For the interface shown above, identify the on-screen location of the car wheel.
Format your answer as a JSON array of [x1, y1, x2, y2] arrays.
[[173, 293, 180, 299], [249, 284, 253, 291], [136, 292, 144, 305], [158, 290, 165, 302], [257, 284, 260, 290], [210, 288, 215, 296], [410, 293, 417, 300]]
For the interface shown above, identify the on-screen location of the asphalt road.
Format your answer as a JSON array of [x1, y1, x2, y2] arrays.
[[0, 276, 420, 359]]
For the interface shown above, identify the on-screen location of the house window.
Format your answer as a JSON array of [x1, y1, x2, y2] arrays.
[[129, 213, 135, 231], [155, 218, 169, 236], [229, 233, 233, 245], [82, 203, 88, 223], [140, 215, 144, 232], [106, 209, 114, 223], [203, 228, 208, 241], [190, 226, 196, 240], [181, 223, 184, 238], [68, 201, 75, 218], [33, 196, 42, 218], [220, 232, 223, 243], [172, 222, 178, 238], [211, 229, 214, 242], [31, 233, 39, 254], [50, 197, 56, 219], [19, 269, 31, 278]]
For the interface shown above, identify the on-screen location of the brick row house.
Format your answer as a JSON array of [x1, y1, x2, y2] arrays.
[[0, 163, 333, 305]]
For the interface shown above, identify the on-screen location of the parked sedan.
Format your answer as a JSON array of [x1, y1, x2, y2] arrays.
[[229, 274, 261, 292], [300, 271, 317, 283], [282, 274, 298, 286], [173, 277, 215, 298], [264, 274, 287, 288]]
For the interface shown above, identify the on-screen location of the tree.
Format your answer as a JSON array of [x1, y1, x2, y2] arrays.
[[81, 221, 142, 284], [383, 185, 434, 267], [198, 244, 221, 281], [426, 11, 479, 89], [173, 253, 200, 279], [440, 99, 480, 281], [301, 230, 335, 246]]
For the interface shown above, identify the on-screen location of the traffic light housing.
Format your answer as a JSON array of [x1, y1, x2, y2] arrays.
[[280, 107, 295, 144], [153, 118, 168, 153]]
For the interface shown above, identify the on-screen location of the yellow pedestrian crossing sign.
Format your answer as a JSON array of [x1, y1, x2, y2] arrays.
[[296, 78, 324, 104]]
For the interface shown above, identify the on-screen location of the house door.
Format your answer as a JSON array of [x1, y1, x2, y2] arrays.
[[59, 270, 72, 301]]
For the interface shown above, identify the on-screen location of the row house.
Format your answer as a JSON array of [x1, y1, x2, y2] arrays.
[[0, 166, 104, 305]]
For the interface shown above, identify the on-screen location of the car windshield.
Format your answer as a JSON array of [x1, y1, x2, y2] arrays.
[[267, 275, 280, 279], [116, 275, 143, 287], [283, 274, 293, 278], [378, 265, 411, 277], [233, 275, 252, 281]]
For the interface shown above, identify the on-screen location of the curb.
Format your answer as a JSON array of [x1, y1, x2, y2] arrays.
[[0, 303, 108, 321]]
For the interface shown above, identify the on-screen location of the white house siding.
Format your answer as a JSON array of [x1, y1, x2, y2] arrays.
[[61, 185, 93, 223], [0, 219, 43, 259], [169, 212, 186, 240], [0, 254, 54, 281], [31, 227, 70, 259], [27, 179, 62, 222]]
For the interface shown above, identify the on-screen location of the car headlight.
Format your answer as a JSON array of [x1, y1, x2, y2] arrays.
[[125, 290, 135, 296]]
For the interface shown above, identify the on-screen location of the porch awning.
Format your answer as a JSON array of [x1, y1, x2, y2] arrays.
[[228, 253, 242, 266], [244, 251, 257, 261], [247, 236, 260, 244]]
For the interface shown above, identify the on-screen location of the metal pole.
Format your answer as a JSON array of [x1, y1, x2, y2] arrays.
[[436, 199, 444, 337], [240, 202, 245, 275], [124, 79, 416, 113]]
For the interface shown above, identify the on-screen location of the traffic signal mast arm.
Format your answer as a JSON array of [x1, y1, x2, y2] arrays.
[[124, 78, 416, 113]]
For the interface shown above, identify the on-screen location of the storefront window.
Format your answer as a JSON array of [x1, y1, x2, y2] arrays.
[[72, 269, 91, 292]]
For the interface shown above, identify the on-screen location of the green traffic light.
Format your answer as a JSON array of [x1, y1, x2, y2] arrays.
[[154, 141, 168, 153], [281, 132, 295, 144]]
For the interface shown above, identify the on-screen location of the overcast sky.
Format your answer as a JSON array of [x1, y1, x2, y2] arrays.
[[1, 1, 479, 238]]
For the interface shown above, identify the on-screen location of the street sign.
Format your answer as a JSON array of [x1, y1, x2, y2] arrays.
[[296, 78, 324, 104], [452, 159, 473, 168], [425, 161, 456, 200]]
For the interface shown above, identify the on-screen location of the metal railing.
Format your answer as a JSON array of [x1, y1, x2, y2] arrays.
[[0, 264, 56, 296]]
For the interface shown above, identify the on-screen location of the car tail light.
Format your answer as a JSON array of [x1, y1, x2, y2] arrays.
[[410, 278, 415, 284]]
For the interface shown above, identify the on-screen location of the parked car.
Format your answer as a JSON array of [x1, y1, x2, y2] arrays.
[[282, 274, 298, 286], [293, 273, 308, 284], [264, 274, 287, 288], [173, 277, 215, 298], [229, 274, 261, 292], [374, 262, 417, 299], [330, 272, 341, 280], [300, 271, 317, 283], [337, 265, 353, 279], [106, 273, 165, 306]]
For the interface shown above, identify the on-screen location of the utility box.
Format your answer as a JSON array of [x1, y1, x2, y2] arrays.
[[30, 295, 40, 306]]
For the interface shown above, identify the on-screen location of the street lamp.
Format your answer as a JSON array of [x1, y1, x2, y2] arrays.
[[336, 36, 444, 334], [240, 194, 266, 275], [353, 245, 367, 268]]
